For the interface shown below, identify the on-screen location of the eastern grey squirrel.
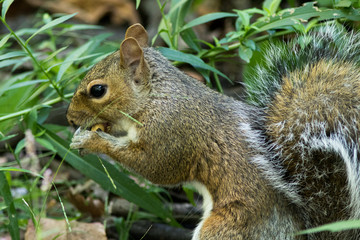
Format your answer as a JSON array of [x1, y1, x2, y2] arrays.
[[66, 23, 360, 239]]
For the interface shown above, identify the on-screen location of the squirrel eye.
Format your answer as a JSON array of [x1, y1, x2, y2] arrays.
[[90, 84, 107, 98]]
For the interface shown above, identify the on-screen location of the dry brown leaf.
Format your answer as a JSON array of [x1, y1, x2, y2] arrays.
[[25, 0, 140, 25], [25, 218, 107, 240], [0, 235, 12, 240], [67, 189, 105, 219]]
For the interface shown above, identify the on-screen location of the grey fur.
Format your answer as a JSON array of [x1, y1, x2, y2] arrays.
[[246, 23, 360, 239]]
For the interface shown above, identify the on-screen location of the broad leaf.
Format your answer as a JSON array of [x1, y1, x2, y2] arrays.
[[238, 45, 253, 63], [182, 12, 237, 30], [180, 28, 201, 52], [263, 0, 282, 15], [158, 47, 230, 81]]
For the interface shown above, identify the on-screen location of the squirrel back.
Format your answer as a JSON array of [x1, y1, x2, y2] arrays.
[[246, 23, 360, 238]]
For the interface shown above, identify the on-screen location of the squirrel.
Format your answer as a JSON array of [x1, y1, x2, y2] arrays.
[[66, 23, 360, 239]]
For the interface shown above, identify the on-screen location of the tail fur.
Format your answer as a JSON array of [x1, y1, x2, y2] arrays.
[[246, 23, 360, 238]]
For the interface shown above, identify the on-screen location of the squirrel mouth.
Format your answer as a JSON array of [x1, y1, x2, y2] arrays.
[[88, 122, 111, 133]]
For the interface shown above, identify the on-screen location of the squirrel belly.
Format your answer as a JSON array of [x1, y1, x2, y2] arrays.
[[246, 23, 360, 239], [67, 23, 360, 239]]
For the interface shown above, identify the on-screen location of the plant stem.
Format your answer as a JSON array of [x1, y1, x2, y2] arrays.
[[0, 93, 73, 122], [202, 29, 293, 59], [210, 61, 223, 93], [157, 0, 175, 49], [0, 17, 63, 97]]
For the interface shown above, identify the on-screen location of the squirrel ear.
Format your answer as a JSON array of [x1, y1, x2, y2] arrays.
[[120, 37, 143, 68], [120, 37, 149, 85], [125, 23, 148, 48]]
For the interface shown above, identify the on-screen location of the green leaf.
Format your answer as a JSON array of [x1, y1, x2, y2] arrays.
[[0, 51, 27, 61], [297, 220, 360, 235], [182, 185, 196, 206], [158, 47, 230, 81], [0, 33, 11, 48], [47, 53, 101, 73], [234, 10, 251, 30], [35, 137, 56, 153], [136, 0, 141, 9], [14, 138, 25, 156], [180, 28, 201, 52], [334, 0, 353, 7], [0, 133, 17, 142], [56, 41, 92, 82], [263, 0, 281, 15], [182, 12, 237, 31], [195, 67, 211, 86], [0, 59, 20, 68], [44, 46, 68, 62], [0, 167, 43, 178], [244, 39, 256, 50], [0, 171, 20, 240], [238, 45, 253, 63], [62, 24, 103, 33], [5, 79, 48, 92], [56, 33, 111, 82], [169, 0, 192, 33], [247, 2, 359, 38], [25, 13, 77, 45], [1, 0, 14, 19], [245, 8, 266, 15], [43, 127, 179, 226]]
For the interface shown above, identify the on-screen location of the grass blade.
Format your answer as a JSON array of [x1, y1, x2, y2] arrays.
[[0, 34, 12, 49], [0, 51, 27, 61], [25, 13, 77, 45], [5, 79, 48, 91], [297, 220, 360, 235], [136, 0, 141, 9], [0, 171, 20, 240], [0, 167, 43, 178]]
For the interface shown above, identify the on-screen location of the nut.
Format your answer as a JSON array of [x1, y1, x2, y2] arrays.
[[91, 123, 105, 132]]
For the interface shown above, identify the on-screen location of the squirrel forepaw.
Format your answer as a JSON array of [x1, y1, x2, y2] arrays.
[[70, 128, 100, 155]]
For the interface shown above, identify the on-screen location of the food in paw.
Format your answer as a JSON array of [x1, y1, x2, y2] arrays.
[[91, 123, 105, 132]]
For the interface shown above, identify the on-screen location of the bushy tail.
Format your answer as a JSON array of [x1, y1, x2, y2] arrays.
[[245, 22, 360, 234]]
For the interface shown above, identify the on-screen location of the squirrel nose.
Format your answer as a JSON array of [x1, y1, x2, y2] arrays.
[[69, 120, 79, 129]]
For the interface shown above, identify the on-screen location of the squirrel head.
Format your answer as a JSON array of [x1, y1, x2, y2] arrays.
[[66, 24, 150, 134]]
